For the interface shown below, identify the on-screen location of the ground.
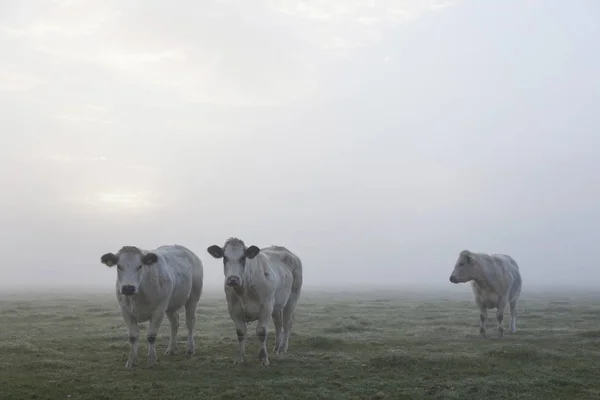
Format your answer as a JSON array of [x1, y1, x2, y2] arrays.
[[1, 288, 599, 400]]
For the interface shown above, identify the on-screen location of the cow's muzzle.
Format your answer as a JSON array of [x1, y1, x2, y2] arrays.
[[226, 276, 241, 287], [121, 285, 137, 295], [449, 275, 458, 284]]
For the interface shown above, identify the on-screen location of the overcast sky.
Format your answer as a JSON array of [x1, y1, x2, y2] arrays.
[[1, 0, 598, 291]]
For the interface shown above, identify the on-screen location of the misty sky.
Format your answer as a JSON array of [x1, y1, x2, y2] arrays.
[[1, 0, 598, 290]]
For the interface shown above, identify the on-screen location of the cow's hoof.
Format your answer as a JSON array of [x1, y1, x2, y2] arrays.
[[125, 360, 136, 369], [273, 349, 287, 356], [278, 342, 289, 353], [233, 353, 246, 365], [260, 359, 270, 366], [164, 347, 176, 356], [185, 349, 195, 356]]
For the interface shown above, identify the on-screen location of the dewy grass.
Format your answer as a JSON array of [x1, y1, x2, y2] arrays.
[[1, 290, 600, 400]]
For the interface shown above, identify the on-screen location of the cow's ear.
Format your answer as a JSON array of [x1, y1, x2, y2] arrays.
[[207, 245, 224, 259], [101, 253, 118, 267], [245, 245, 260, 259], [459, 250, 472, 264], [141, 252, 158, 265]]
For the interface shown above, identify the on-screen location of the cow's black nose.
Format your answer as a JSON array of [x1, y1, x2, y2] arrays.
[[226, 277, 240, 287], [121, 285, 136, 295], [449, 276, 458, 284]]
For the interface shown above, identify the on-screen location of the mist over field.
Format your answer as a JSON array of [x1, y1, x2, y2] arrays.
[[1, 2, 599, 290], [3, 2, 600, 398]]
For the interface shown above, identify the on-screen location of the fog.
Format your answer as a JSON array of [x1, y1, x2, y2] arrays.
[[1, 1, 598, 292]]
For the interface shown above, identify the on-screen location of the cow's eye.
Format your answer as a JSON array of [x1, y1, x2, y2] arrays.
[[223, 256, 229, 264], [458, 262, 465, 267], [137, 265, 143, 270], [117, 265, 123, 270]]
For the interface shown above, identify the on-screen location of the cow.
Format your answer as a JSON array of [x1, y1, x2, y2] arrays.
[[207, 237, 303, 366], [449, 249, 522, 337], [100, 244, 204, 368]]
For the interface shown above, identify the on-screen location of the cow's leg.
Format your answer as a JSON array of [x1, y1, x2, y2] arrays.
[[164, 311, 179, 355], [272, 309, 283, 354], [184, 295, 200, 355], [478, 305, 488, 337], [146, 303, 167, 367], [257, 302, 274, 366], [509, 299, 518, 333], [232, 317, 247, 364], [121, 307, 140, 369], [496, 297, 508, 338], [227, 297, 247, 364], [281, 292, 300, 353]]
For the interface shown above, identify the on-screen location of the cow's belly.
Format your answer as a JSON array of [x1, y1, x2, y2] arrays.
[[133, 310, 153, 322], [166, 284, 192, 313], [478, 292, 500, 309], [273, 286, 292, 310], [123, 302, 153, 322], [242, 299, 262, 322]]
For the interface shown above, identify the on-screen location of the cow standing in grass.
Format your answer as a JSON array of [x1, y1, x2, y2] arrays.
[[449, 249, 522, 337], [207, 238, 303, 366], [100, 245, 204, 368]]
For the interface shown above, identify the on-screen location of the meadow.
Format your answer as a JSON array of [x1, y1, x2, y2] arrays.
[[1, 288, 599, 400]]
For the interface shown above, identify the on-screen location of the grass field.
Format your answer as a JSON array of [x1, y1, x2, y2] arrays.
[[1, 288, 600, 400]]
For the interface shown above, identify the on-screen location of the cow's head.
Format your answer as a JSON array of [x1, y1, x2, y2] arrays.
[[449, 250, 475, 284], [100, 246, 158, 295], [207, 237, 260, 288]]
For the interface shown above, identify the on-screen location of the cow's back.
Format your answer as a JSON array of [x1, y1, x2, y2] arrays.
[[262, 246, 301, 278], [155, 245, 200, 271], [261, 246, 303, 303], [477, 253, 522, 302], [154, 245, 204, 311], [492, 253, 519, 270], [493, 254, 522, 302], [262, 246, 300, 270]]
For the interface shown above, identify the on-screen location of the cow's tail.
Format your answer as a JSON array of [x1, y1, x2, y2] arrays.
[[266, 246, 303, 299], [290, 255, 303, 296], [506, 255, 520, 270], [281, 252, 302, 319]]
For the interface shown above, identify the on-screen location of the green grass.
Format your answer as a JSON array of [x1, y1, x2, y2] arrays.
[[1, 289, 599, 399]]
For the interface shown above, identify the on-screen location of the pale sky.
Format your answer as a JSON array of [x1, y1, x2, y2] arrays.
[[1, 0, 598, 290]]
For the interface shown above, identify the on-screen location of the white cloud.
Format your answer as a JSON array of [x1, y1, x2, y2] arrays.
[[54, 104, 111, 124], [0, 67, 45, 91], [66, 191, 155, 212], [266, 0, 461, 51], [37, 153, 108, 164], [3, 0, 120, 40], [0, 0, 460, 106]]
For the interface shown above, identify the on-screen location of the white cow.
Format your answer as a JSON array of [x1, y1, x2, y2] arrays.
[[449, 249, 522, 337], [207, 237, 303, 366], [100, 245, 204, 368]]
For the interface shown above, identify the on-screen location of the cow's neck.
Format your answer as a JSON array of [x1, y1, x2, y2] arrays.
[[243, 258, 263, 288], [472, 267, 496, 292], [130, 273, 157, 305], [232, 259, 264, 299]]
